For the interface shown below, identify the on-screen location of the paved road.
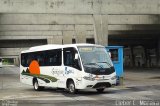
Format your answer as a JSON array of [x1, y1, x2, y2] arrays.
[[0, 66, 160, 106]]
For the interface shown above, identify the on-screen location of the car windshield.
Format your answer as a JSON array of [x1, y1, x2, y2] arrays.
[[78, 46, 113, 68]]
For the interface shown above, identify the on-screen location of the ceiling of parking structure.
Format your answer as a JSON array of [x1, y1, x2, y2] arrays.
[[108, 33, 160, 39], [0, 39, 47, 48], [108, 24, 160, 39], [108, 29, 160, 48], [108, 35, 158, 48], [108, 25, 160, 36], [109, 37, 156, 44], [108, 24, 160, 43], [109, 31, 160, 38]]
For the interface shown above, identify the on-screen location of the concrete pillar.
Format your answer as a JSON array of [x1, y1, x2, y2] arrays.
[[14, 56, 19, 66], [75, 25, 86, 43], [158, 38, 160, 67], [144, 47, 148, 67], [63, 31, 73, 44], [130, 46, 135, 67], [93, 15, 108, 46], [102, 15, 108, 46], [47, 36, 63, 44]]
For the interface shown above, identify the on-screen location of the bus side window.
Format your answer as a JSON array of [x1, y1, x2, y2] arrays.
[[21, 53, 34, 67], [26, 53, 35, 67], [63, 47, 81, 70], [109, 49, 118, 62], [21, 53, 28, 67], [35, 52, 45, 66], [45, 49, 62, 66]]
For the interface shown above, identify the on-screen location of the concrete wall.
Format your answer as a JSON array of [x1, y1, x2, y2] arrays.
[[1, 14, 160, 41], [0, 13, 109, 45], [1, 0, 160, 45], [0, 0, 160, 14]]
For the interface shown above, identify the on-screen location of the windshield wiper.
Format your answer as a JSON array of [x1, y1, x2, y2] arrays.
[[84, 63, 103, 69], [98, 62, 112, 67]]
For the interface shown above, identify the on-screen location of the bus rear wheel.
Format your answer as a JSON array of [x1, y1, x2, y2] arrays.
[[33, 79, 44, 91], [96, 88, 105, 93]]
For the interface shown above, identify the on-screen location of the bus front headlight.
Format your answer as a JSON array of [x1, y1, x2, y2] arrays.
[[111, 75, 116, 80], [83, 76, 95, 81]]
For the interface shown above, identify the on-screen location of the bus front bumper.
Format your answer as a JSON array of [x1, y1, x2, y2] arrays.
[[76, 74, 116, 89]]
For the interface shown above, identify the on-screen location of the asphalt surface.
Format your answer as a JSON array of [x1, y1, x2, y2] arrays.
[[0, 66, 160, 106]]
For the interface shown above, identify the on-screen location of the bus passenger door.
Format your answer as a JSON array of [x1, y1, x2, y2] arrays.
[[61, 47, 82, 88]]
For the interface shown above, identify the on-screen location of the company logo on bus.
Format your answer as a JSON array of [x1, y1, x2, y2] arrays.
[[52, 68, 63, 75]]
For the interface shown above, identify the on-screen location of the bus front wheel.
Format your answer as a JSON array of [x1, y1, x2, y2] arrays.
[[68, 81, 77, 94], [96, 88, 105, 93]]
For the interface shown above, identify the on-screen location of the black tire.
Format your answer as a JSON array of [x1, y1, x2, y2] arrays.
[[33, 79, 44, 91], [68, 81, 77, 94], [96, 88, 105, 93]]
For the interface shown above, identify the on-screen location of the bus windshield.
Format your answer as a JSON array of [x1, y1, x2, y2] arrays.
[[78, 46, 115, 75]]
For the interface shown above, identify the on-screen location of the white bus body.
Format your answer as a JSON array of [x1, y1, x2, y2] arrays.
[[20, 44, 116, 93]]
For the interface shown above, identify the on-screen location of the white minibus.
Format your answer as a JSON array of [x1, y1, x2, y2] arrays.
[[20, 44, 116, 93]]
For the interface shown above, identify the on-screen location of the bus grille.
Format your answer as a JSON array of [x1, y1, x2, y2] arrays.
[[92, 82, 111, 88]]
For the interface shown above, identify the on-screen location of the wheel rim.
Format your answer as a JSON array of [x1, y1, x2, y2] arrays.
[[34, 81, 38, 90], [69, 83, 75, 93]]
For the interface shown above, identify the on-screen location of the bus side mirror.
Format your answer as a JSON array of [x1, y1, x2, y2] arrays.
[[74, 53, 82, 70], [75, 53, 78, 60], [109, 52, 111, 57]]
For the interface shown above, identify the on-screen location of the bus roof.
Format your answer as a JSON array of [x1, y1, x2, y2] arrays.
[[21, 43, 104, 53]]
